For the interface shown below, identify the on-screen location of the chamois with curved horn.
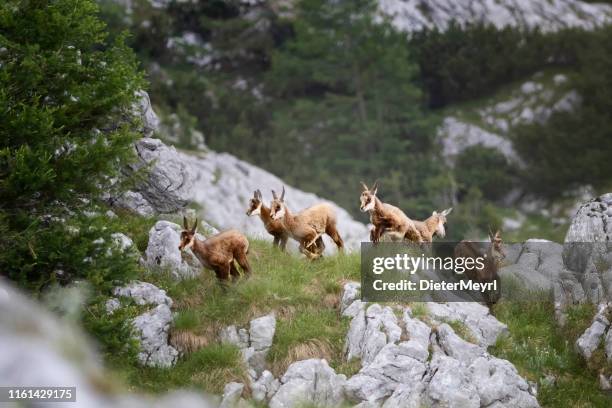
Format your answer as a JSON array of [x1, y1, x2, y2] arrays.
[[178, 217, 251, 282], [269, 187, 343, 260], [409, 207, 453, 243], [246, 189, 289, 251], [359, 181, 421, 243]]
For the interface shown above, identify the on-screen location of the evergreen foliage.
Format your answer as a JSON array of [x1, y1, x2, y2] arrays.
[[0, 0, 145, 291]]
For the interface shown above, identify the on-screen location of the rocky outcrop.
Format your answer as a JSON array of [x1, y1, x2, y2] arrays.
[[340, 282, 536, 407], [176, 149, 369, 251], [379, 0, 612, 33], [0, 278, 214, 408], [554, 194, 612, 314], [219, 382, 244, 408], [144, 220, 203, 279], [269, 359, 347, 408], [219, 313, 276, 377], [111, 280, 179, 368]]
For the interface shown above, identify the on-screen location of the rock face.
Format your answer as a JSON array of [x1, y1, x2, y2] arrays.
[[0, 278, 214, 408], [269, 359, 347, 408], [219, 313, 276, 377], [176, 149, 369, 251], [499, 240, 567, 292], [144, 220, 202, 279], [112, 280, 179, 368], [556, 194, 612, 311], [379, 0, 612, 33], [340, 282, 537, 407]]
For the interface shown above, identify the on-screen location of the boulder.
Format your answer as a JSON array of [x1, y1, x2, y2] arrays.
[[269, 359, 346, 408], [249, 313, 276, 351], [251, 370, 280, 403], [112, 280, 173, 307], [132, 304, 179, 368], [134, 90, 160, 137], [144, 220, 201, 279], [219, 382, 243, 408]]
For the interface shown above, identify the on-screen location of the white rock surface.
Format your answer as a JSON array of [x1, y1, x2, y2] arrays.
[[269, 359, 346, 408], [134, 90, 160, 137], [113, 280, 173, 307], [132, 304, 179, 367], [0, 278, 215, 408], [340, 282, 536, 407], [219, 382, 244, 408], [379, 0, 612, 33], [144, 220, 202, 279]]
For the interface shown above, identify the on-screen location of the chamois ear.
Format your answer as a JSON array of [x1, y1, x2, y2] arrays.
[[256, 189, 263, 200], [442, 207, 453, 216], [280, 186, 285, 202], [183, 216, 189, 230], [271, 189, 277, 200], [192, 218, 198, 234], [360, 181, 369, 191], [371, 180, 378, 195], [432, 210, 438, 216]]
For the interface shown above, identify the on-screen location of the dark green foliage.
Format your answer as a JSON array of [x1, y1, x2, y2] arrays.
[[513, 26, 612, 197], [454, 145, 517, 202], [261, 0, 441, 215], [0, 0, 145, 291]]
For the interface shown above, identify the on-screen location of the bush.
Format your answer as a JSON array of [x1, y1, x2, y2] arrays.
[[0, 0, 145, 291]]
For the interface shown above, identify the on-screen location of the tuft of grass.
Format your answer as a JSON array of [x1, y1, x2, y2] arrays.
[[491, 300, 611, 407], [445, 319, 478, 344], [173, 310, 200, 331]]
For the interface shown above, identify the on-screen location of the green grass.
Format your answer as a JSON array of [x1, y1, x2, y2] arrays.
[[106, 239, 361, 395], [491, 301, 611, 407]]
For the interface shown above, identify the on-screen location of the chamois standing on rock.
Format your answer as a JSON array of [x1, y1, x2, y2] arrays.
[[269, 187, 343, 260], [178, 217, 251, 282], [359, 182, 421, 243], [454, 230, 506, 305], [246, 189, 289, 251]]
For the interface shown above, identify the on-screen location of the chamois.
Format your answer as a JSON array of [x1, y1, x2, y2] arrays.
[[454, 230, 506, 305], [246, 189, 289, 251], [178, 217, 251, 282], [359, 182, 421, 243], [410, 208, 453, 243], [269, 187, 343, 260]]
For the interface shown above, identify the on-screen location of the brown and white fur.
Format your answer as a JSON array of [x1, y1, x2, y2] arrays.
[[359, 182, 421, 243], [409, 208, 453, 243], [454, 230, 506, 304], [269, 187, 343, 260], [246, 189, 289, 251], [178, 217, 251, 282]]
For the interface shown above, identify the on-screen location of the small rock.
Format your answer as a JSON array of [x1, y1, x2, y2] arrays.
[[249, 313, 276, 351], [576, 305, 610, 360], [132, 304, 178, 368], [113, 280, 173, 307], [219, 382, 244, 408], [105, 298, 121, 314]]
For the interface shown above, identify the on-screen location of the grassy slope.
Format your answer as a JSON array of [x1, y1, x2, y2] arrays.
[[100, 214, 610, 405]]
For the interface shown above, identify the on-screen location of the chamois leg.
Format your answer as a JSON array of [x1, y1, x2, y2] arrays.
[[280, 234, 289, 252], [229, 261, 241, 281], [314, 236, 325, 256], [326, 223, 344, 251], [235, 251, 252, 277], [213, 263, 232, 291], [272, 235, 280, 248]]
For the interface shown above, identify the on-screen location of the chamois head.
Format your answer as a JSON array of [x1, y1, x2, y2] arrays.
[[359, 181, 378, 212], [246, 189, 264, 216], [431, 208, 453, 237], [488, 229, 506, 261], [178, 216, 198, 252], [269, 186, 286, 220]]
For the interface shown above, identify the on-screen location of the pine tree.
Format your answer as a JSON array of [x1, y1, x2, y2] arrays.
[[265, 0, 439, 214], [0, 0, 145, 290]]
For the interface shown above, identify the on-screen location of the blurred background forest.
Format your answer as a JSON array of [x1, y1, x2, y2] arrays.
[[98, 0, 612, 241]]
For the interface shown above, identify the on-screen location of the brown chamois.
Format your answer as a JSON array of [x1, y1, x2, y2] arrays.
[[410, 208, 453, 243], [246, 189, 289, 251], [359, 182, 421, 243], [454, 230, 506, 305], [178, 217, 251, 282], [269, 187, 343, 260]]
